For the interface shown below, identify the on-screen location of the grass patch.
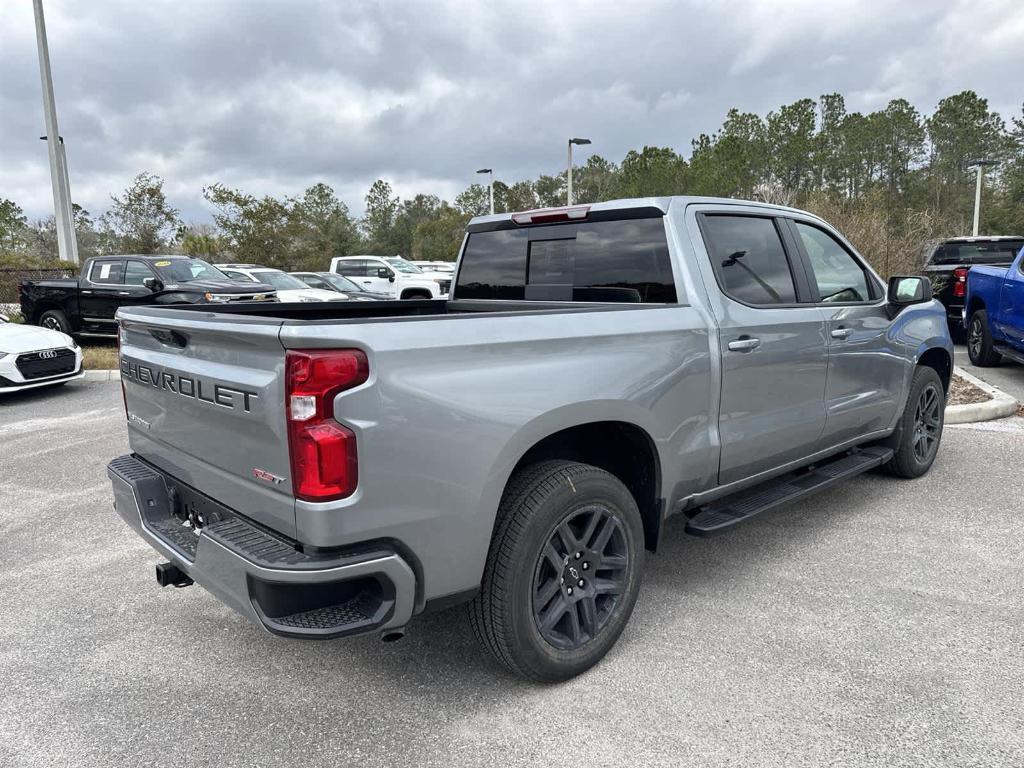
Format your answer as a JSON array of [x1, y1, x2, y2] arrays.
[[82, 345, 119, 370]]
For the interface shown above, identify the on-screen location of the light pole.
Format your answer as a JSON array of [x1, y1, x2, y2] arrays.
[[966, 159, 998, 236], [567, 138, 592, 206], [33, 0, 78, 264], [476, 168, 494, 215]]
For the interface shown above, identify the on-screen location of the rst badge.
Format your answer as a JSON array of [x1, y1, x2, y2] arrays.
[[252, 468, 286, 485]]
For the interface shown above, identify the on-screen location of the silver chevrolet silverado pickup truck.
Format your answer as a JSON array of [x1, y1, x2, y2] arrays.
[[108, 196, 953, 681]]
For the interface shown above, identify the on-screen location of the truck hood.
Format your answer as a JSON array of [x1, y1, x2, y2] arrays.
[[163, 279, 276, 294], [275, 288, 350, 302], [0, 322, 75, 354]]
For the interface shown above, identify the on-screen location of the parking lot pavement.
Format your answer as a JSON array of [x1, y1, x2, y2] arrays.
[[2, 383, 1023, 768], [955, 343, 1024, 403]]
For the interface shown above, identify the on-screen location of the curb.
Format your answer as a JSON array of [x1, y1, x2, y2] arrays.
[[82, 369, 121, 382], [946, 366, 1019, 424]]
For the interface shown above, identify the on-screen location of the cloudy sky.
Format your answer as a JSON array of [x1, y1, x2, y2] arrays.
[[2, 0, 1023, 223]]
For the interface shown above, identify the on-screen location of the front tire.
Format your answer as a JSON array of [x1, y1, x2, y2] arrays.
[[39, 309, 70, 335], [967, 310, 1001, 367], [470, 460, 645, 682], [883, 366, 945, 479]]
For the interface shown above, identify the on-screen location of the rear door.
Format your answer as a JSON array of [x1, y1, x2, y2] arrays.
[[692, 208, 828, 486], [81, 258, 126, 332], [785, 218, 903, 445], [118, 308, 295, 536]]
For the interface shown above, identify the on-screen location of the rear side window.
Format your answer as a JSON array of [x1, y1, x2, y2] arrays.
[[455, 218, 676, 303], [89, 259, 125, 284], [335, 260, 367, 277], [701, 215, 797, 305]]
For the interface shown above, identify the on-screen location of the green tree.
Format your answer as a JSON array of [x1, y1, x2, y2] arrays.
[[573, 155, 619, 203], [411, 204, 468, 261], [0, 199, 29, 254], [618, 146, 688, 197], [179, 224, 226, 260], [362, 179, 401, 253], [455, 184, 491, 216], [100, 172, 182, 253], [290, 182, 361, 266], [203, 183, 295, 267], [391, 194, 441, 256]]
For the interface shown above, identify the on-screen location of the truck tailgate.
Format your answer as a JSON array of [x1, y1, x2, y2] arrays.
[[118, 310, 295, 537]]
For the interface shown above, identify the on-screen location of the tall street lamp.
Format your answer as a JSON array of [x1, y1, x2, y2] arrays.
[[33, 0, 78, 263], [476, 168, 494, 215], [567, 138, 592, 206], [966, 158, 998, 236]]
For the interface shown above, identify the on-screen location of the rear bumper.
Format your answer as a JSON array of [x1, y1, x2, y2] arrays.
[[107, 454, 416, 639]]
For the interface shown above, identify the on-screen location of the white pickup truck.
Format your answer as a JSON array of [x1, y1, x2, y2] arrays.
[[329, 255, 451, 299]]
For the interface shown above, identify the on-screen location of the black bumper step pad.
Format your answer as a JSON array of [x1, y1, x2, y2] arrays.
[[685, 446, 893, 537]]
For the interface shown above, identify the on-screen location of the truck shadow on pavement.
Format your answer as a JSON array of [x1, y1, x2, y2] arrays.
[[260, 471, 906, 690]]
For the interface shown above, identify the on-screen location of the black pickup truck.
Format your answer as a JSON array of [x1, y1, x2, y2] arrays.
[[921, 236, 1024, 331], [20, 255, 276, 337]]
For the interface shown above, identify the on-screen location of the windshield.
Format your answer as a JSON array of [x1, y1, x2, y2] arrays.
[[154, 259, 230, 283], [929, 241, 1024, 266], [254, 271, 309, 290], [385, 257, 423, 274], [320, 273, 362, 292]]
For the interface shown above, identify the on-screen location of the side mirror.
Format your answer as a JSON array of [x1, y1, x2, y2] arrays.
[[887, 275, 932, 306], [143, 277, 163, 292], [377, 267, 394, 281]]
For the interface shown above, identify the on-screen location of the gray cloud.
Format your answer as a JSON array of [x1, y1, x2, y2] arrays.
[[2, 0, 1022, 222]]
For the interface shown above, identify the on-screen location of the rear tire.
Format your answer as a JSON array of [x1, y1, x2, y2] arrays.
[[966, 310, 1001, 367], [39, 309, 70, 335], [883, 366, 945, 479], [400, 291, 431, 300], [469, 460, 645, 682]]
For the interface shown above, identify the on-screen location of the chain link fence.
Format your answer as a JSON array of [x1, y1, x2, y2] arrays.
[[0, 267, 74, 319]]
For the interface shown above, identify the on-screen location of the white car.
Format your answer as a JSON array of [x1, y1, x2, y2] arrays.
[[215, 265, 350, 302], [0, 313, 84, 393], [329, 255, 452, 299]]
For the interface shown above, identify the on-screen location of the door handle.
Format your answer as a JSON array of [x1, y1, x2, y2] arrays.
[[118, 291, 131, 296], [727, 337, 761, 352], [831, 327, 852, 340], [81, 289, 93, 295]]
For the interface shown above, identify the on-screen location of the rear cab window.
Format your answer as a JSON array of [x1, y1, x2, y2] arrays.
[[928, 240, 1024, 267], [454, 214, 677, 303]]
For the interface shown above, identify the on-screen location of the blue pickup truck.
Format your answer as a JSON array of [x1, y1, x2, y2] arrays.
[[964, 244, 1024, 366]]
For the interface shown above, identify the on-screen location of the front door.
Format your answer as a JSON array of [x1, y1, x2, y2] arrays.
[[785, 218, 904, 445], [695, 211, 829, 486], [998, 253, 1024, 349], [361, 259, 395, 295]]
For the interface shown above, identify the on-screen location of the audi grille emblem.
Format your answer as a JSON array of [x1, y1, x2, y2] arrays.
[[39, 349, 57, 359]]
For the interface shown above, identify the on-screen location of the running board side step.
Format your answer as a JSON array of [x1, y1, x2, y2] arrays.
[[685, 446, 894, 537]]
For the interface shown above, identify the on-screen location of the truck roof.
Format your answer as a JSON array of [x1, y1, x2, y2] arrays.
[[942, 236, 1024, 243], [467, 196, 816, 229]]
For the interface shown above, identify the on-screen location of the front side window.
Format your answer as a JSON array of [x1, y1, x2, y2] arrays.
[[385, 257, 423, 274], [702, 215, 797, 305], [123, 260, 155, 286], [794, 221, 872, 303], [89, 260, 125, 284]]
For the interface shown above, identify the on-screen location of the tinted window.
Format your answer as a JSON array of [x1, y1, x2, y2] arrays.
[[794, 221, 873, 303], [929, 241, 1024, 266], [335, 260, 366, 277], [123, 260, 155, 286], [702, 215, 796, 305], [455, 218, 676, 303], [89, 260, 125, 284]]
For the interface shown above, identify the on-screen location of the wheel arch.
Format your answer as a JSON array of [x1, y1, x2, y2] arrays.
[[502, 420, 663, 552], [917, 346, 952, 394], [965, 294, 986, 320], [400, 288, 432, 300]]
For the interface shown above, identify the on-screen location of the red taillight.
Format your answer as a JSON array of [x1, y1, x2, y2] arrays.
[[285, 349, 368, 501], [511, 205, 590, 225], [953, 267, 968, 298]]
